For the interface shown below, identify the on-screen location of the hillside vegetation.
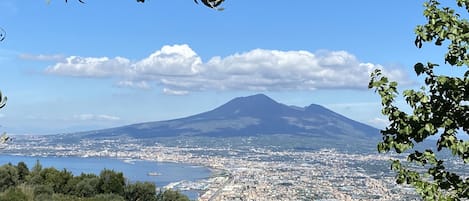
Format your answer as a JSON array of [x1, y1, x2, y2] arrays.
[[0, 161, 190, 201]]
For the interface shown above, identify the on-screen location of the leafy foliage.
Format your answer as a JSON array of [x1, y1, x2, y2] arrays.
[[0, 161, 190, 201], [33, 185, 54, 200], [0, 187, 28, 201], [74, 177, 99, 197], [64, 0, 84, 3], [0, 91, 6, 114], [369, 0, 469, 200], [0, 91, 8, 146], [0, 164, 19, 192], [98, 169, 125, 196], [16, 162, 29, 183], [65, 0, 225, 10], [159, 189, 191, 201], [124, 181, 158, 201], [0, 28, 5, 42]]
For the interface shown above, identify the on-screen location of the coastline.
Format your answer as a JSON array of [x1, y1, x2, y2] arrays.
[[0, 153, 216, 200], [0, 137, 426, 200]]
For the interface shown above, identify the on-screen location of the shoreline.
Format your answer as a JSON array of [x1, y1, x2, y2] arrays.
[[0, 153, 225, 200]]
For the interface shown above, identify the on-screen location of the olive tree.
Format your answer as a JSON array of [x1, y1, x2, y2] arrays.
[[369, 0, 468, 200]]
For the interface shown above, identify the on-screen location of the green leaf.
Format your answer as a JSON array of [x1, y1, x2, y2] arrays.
[[424, 123, 435, 133], [414, 63, 425, 75]]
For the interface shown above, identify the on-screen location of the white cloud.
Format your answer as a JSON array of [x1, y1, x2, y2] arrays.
[[45, 44, 411, 94], [368, 117, 389, 129], [134, 44, 203, 77], [19, 53, 65, 62], [73, 114, 120, 121], [116, 80, 151, 90], [46, 56, 131, 77], [163, 88, 189, 96]]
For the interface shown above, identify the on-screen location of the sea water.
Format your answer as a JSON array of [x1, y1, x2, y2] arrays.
[[0, 154, 211, 200]]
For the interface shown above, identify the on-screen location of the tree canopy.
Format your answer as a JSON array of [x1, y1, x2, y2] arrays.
[[369, 0, 468, 200], [0, 161, 190, 201]]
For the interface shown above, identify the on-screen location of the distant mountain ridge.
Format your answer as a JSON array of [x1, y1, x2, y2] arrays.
[[66, 94, 379, 141]]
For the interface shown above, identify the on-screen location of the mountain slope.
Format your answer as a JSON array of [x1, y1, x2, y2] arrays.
[[69, 94, 379, 140]]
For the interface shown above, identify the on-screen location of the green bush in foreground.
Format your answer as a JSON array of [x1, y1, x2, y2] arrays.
[[0, 161, 191, 201]]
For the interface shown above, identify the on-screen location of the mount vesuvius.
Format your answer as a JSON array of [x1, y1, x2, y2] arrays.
[[62, 94, 380, 142]]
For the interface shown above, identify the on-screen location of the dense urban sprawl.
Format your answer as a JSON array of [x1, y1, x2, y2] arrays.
[[3, 136, 427, 201]]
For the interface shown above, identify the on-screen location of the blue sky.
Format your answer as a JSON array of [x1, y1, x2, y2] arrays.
[[0, 0, 451, 134]]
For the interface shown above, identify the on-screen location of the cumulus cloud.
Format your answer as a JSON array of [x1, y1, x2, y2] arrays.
[[134, 44, 203, 77], [73, 114, 120, 121], [45, 44, 411, 94]]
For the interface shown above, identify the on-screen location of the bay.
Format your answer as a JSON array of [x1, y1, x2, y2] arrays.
[[0, 154, 211, 199]]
